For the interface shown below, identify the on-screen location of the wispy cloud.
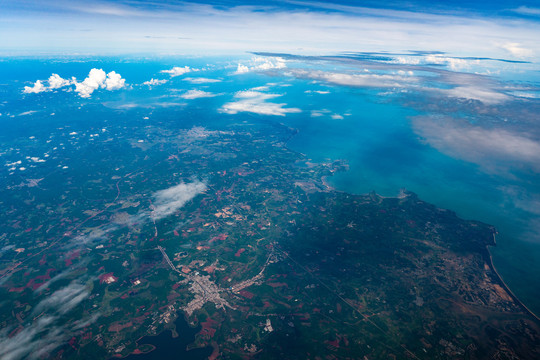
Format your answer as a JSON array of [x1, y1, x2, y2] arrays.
[[220, 88, 301, 116], [183, 77, 221, 84], [0, 282, 92, 360], [151, 181, 207, 220], [34, 282, 90, 315], [68, 180, 207, 248]]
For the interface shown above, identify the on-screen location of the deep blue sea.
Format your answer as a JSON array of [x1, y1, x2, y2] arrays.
[[2, 55, 540, 316]]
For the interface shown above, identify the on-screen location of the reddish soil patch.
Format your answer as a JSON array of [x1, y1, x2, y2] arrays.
[[234, 248, 246, 257], [209, 234, 228, 244], [267, 282, 288, 288], [65, 250, 80, 266], [200, 318, 218, 338], [203, 265, 215, 274], [108, 321, 133, 332], [98, 272, 117, 284], [239, 290, 254, 299]]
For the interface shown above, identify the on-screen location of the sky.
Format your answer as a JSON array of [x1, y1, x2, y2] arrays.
[[1, 0, 540, 58]]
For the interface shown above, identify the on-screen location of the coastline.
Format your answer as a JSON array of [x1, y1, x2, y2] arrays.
[[282, 120, 540, 324], [486, 234, 540, 323]]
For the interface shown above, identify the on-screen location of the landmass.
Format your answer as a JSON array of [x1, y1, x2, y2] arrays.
[[1, 108, 539, 359]]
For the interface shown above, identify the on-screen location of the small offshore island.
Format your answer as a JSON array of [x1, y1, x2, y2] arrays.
[[1, 108, 539, 360]]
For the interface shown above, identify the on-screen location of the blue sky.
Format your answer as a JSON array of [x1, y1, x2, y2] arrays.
[[1, 0, 540, 58]]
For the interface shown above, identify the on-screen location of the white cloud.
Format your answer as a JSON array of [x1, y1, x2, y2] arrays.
[[0, 316, 61, 360], [24, 70, 125, 97], [48, 74, 72, 89], [143, 78, 168, 86], [19, 110, 38, 116], [499, 42, 533, 58], [104, 71, 126, 90], [442, 86, 509, 105], [235, 57, 286, 74], [235, 64, 249, 74], [3, 2, 540, 61], [0, 282, 91, 360], [74, 68, 105, 97], [23, 80, 47, 94], [161, 66, 193, 77], [151, 181, 207, 220], [305, 90, 330, 94], [511, 6, 540, 16], [424, 55, 473, 70], [413, 117, 540, 173], [34, 283, 89, 315], [289, 69, 418, 88], [183, 77, 221, 84], [74, 68, 126, 98], [220, 89, 301, 116], [179, 89, 217, 99]]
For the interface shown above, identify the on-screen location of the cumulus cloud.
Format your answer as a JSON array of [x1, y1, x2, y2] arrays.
[[235, 57, 286, 74], [151, 181, 207, 220], [235, 64, 250, 74], [104, 71, 126, 90], [161, 66, 193, 77], [413, 116, 540, 173], [220, 89, 301, 116], [23, 80, 47, 94], [48, 74, 72, 89], [143, 78, 168, 86], [179, 89, 217, 99], [74, 68, 106, 97], [74, 68, 127, 97], [183, 77, 222, 84], [25, 69, 126, 98]]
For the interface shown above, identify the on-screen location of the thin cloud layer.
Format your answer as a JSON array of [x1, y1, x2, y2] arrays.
[[220, 89, 301, 116], [183, 77, 221, 84], [413, 116, 540, 173], [287, 68, 419, 88]]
